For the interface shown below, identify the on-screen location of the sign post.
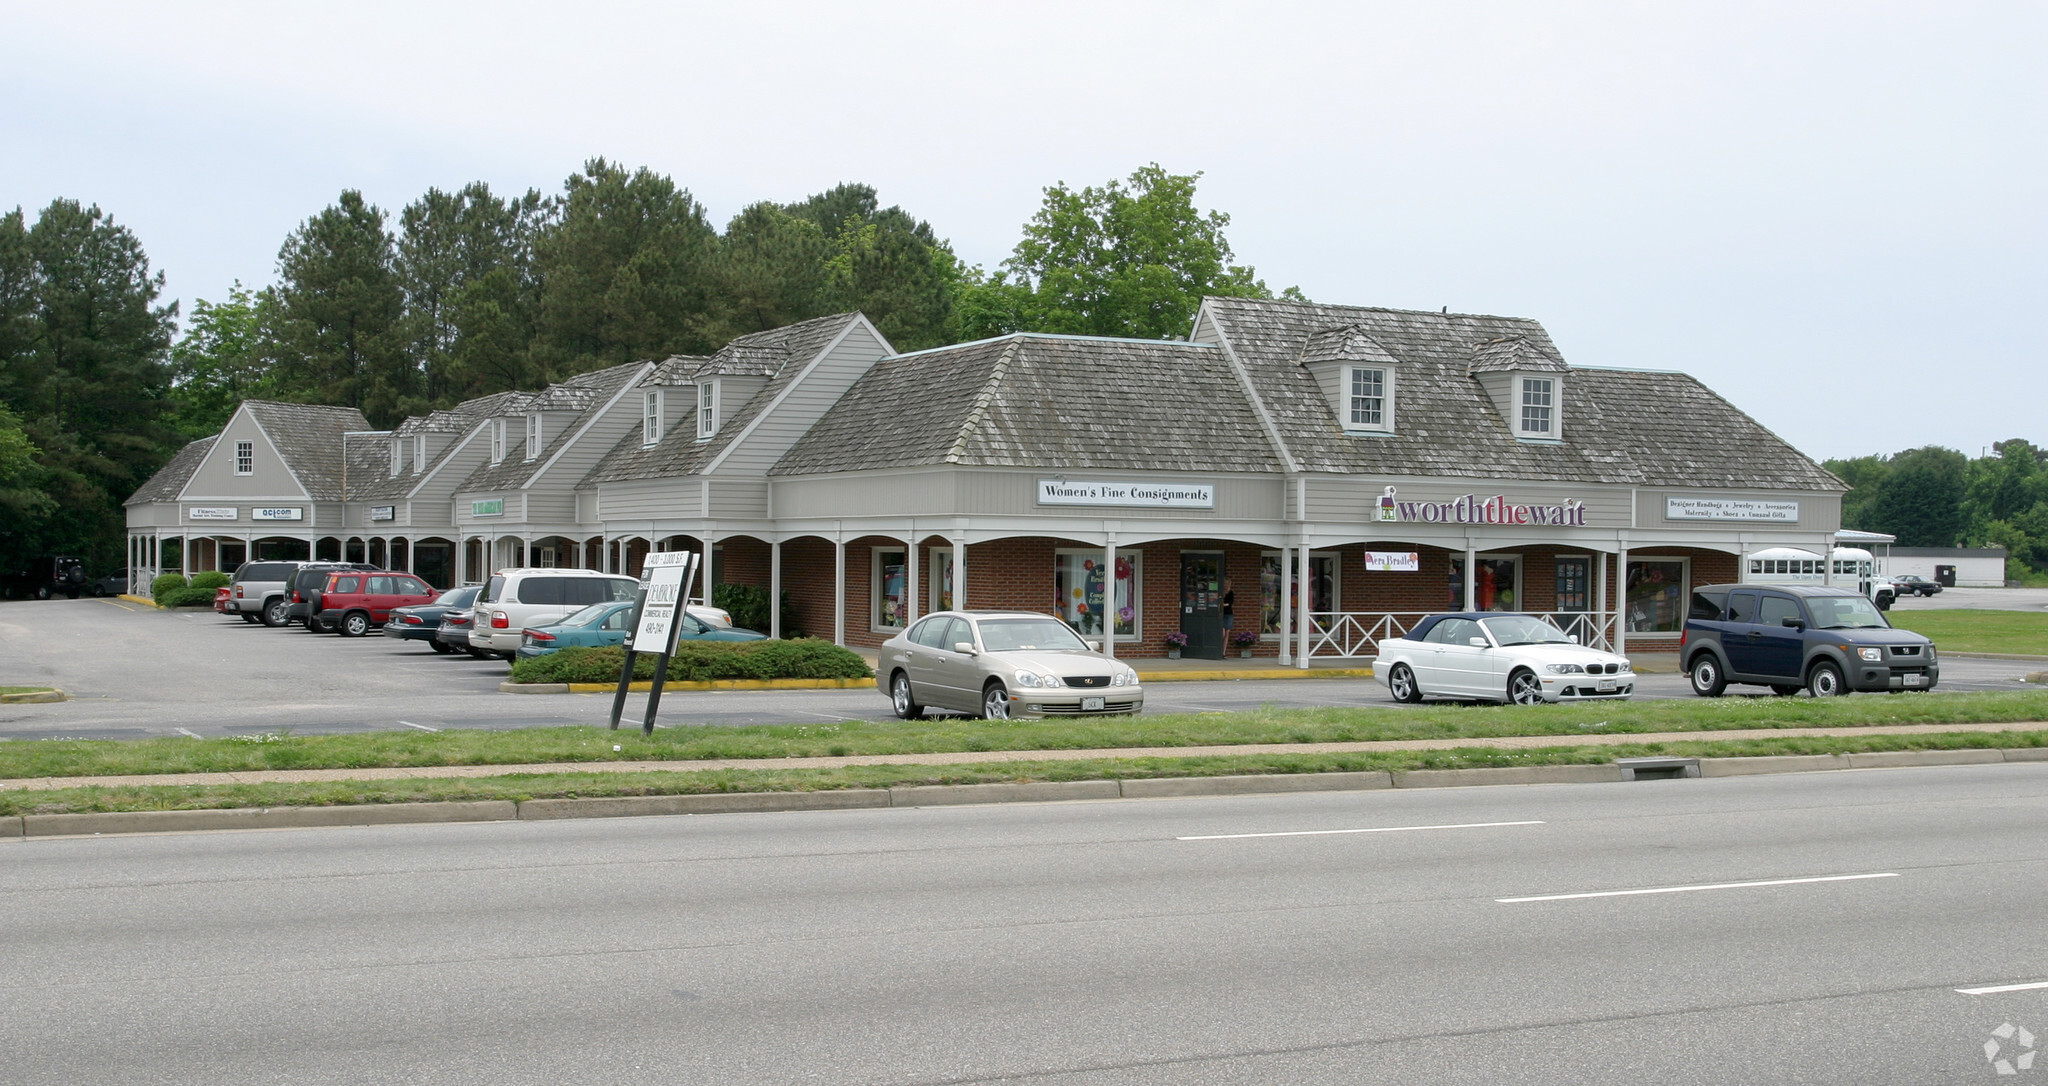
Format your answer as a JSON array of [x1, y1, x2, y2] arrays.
[[608, 551, 700, 737]]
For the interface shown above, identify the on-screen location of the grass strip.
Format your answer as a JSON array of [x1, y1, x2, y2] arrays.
[[0, 686, 55, 696], [6, 729, 2045, 816], [1884, 609, 2048, 656], [3, 690, 2045, 781]]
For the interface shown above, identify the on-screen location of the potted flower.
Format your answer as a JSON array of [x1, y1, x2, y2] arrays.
[[1232, 629, 1260, 657], [1163, 630, 1189, 659]]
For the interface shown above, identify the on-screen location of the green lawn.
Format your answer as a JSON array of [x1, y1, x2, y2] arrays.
[[0, 686, 52, 696], [1885, 609, 2048, 656]]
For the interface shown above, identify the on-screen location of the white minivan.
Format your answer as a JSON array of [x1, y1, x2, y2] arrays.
[[469, 569, 640, 659]]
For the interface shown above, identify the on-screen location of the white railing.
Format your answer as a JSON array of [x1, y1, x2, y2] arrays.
[[1297, 610, 1621, 659]]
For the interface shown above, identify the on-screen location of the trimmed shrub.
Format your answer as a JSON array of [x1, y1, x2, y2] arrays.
[[712, 583, 801, 638], [509, 639, 872, 685], [169, 585, 219, 607], [190, 571, 231, 591], [151, 573, 188, 606]]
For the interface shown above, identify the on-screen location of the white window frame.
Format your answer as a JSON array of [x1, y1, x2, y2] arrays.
[[234, 440, 253, 476], [1516, 375, 1559, 439], [930, 550, 955, 613], [524, 413, 541, 461], [696, 381, 720, 441], [643, 390, 663, 446], [1053, 548, 1141, 641], [390, 438, 404, 478], [490, 420, 506, 464], [872, 545, 908, 631], [413, 434, 425, 474], [1342, 365, 1393, 433], [1257, 549, 1341, 637], [1449, 553, 1524, 612], [1624, 555, 1691, 636]]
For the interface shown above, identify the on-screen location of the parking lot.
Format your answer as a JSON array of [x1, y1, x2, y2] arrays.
[[0, 594, 2041, 742]]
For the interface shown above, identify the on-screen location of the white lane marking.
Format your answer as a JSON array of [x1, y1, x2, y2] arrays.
[[175, 728, 201, 739], [1181, 820, 1544, 841], [1498, 872, 1899, 903], [398, 720, 440, 732], [1957, 981, 2048, 995], [790, 710, 864, 721]]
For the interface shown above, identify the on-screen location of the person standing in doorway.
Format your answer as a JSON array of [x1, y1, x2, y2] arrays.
[[1220, 577, 1235, 632]]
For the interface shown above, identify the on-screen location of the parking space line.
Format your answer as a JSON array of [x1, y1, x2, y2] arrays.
[[398, 721, 439, 732], [1957, 981, 2048, 995], [1498, 872, 1898, 904], [175, 728, 201, 739], [1181, 820, 1544, 841]]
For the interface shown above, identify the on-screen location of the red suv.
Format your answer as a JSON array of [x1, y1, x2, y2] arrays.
[[314, 571, 438, 637]]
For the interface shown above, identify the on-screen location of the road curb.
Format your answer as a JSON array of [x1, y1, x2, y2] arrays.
[[0, 689, 65, 704], [10, 750, 2045, 838]]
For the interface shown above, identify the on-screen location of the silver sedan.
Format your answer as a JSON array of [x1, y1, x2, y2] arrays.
[[877, 610, 1144, 719]]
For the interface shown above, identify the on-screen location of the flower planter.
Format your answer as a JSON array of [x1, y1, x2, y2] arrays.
[[1239, 649, 1253, 658], [1166, 648, 1181, 659]]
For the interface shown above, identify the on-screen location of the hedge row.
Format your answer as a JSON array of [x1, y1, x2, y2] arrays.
[[151, 571, 230, 607], [508, 639, 873, 684]]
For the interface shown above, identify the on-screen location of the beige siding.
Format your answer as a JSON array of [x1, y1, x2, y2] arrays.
[[709, 477, 768, 519], [720, 322, 891, 476], [773, 470, 1281, 520], [183, 414, 309, 501], [600, 480, 700, 520]]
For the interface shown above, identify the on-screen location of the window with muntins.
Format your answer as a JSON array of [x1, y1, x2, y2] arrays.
[[413, 434, 425, 474], [490, 420, 505, 463], [643, 391, 662, 445], [390, 439, 404, 477], [697, 382, 719, 440], [524, 414, 541, 460], [235, 440, 253, 475], [1519, 378, 1554, 435], [1346, 366, 1387, 429]]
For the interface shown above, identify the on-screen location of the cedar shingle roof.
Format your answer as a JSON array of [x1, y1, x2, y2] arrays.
[[1200, 297, 1843, 490], [241, 401, 374, 500], [771, 333, 1285, 475], [455, 361, 646, 493], [125, 437, 214, 505]]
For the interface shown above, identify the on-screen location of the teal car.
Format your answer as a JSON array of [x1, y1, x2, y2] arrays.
[[516, 600, 767, 658]]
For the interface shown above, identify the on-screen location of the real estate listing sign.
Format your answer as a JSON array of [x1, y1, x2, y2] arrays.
[[1666, 498, 1800, 522], [1038, 479, 1215, 508], [630, 551, 699, 654]]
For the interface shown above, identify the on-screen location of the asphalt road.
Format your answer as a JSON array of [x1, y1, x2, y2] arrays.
[[0, 596, 2041, 741], [5, 764, 2048, 1084]]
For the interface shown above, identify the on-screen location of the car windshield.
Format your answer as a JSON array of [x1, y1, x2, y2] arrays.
[[1808, 596, 1889, 629], [433, 586, 478, 606], [563, 602, 620, 627], [1477, 614, 1574, 646], [977, 618, 1092, 653]]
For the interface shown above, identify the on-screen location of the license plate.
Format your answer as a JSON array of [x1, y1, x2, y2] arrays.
[[1597, 679, 1617, 692], [1903, 674, 1926, 686], [1082, 696, 1106, 711]]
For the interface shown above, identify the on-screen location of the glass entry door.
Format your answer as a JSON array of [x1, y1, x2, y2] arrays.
[[1179, 552, 1225, 659]]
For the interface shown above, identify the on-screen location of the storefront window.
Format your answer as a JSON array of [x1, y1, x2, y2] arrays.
[[1624, 558, 1688, 633], [874, 548, 906, 628], [1055, 551, 1138, 639], [931, 551, 954, 612], [1555, 556, 1591, 612], [1259, 553, 1336, 634], [1449, 557, 1520, 611]]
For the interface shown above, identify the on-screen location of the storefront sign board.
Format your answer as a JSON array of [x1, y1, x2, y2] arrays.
[[371, 506, 395, 522], [1665, 498, 1800, 522], [1039, 479, 1215, 508], [1363, 551, 1420, 572], [252, 507, 302, 521], [472, 499, 504, 517], [1374, 487, 1585, 526], [187, 507, 238, 520]]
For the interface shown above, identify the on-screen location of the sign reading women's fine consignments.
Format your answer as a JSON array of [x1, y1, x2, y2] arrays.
[[609, 551, 701, 736], [1038, 479, 1215, 508]]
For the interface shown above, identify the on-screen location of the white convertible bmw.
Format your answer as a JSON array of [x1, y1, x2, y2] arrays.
[[1375, 612, 1635, 705]]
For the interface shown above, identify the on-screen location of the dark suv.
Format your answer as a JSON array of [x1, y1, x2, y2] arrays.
[[1681, 583, 1938, 698], [281, 563, 379, 631]]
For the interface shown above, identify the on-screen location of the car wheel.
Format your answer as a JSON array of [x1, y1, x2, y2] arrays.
[[1807, 660, 1846, 697], [890, 672, 923, 720], [1507, 668, 1545, 705], [1688, 655, 1727, 697], [34, 586, 50, 600], [1387, 663, 1423, 704], [340, 612, 371, 637], [1770, 684, 1801, 696], [261, 599, 288, 627], [466, 646, 494, 660], [981, 680, 1011, 720]]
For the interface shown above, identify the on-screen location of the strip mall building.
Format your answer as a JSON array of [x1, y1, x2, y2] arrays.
[[127, 297, 1847, 663]]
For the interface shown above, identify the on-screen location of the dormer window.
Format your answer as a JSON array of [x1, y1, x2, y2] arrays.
[[413, 434, 425, 474], [696, 381, 719, 441], [524, 414, 541, 460], [1517, 377, 1558, 438], [390, 439, 404, 477], [1345, 366, 1393, 432], [643, 390, 663, 445], [235, 440, 253, 475], [490, 419, 506, 464]]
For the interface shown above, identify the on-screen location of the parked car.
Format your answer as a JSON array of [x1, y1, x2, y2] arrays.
[[1681, 583, 1937, 697], [384, 585, 483, 653], [89, 569, 135, 597], [228, 560, 370, 626], [1375, 612, 1635, 705], [212, 586, 231, 613], [312, 570, 438, 636], [2, 555, 89, 599], [1890, 574, 1944, 597], [516, 600, 766, 659], [435, 606, 491, 658], [468, 568, 644, 660], [877, 609, 1142, 720], [280, 562, 379, 631]]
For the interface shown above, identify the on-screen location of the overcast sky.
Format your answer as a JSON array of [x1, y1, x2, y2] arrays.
[[6, 1, 2041, 463]]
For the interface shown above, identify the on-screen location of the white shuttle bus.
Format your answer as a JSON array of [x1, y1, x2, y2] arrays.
[[1742, 546, 1895, 609]]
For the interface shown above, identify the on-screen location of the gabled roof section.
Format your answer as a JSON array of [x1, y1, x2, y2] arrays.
[[1197, 296, 1842, 490], [125, 436, 215, 505], [771, 333, 1285, 476], [241, 401, 374, 500], [456, 361, 646, 493], [1468, 335, 1566, 375], [585, 313, 865, 484], [1299, 326, 1401, 369]]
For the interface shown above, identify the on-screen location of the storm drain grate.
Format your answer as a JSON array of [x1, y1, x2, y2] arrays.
[[1615, 756, 1701, 781]]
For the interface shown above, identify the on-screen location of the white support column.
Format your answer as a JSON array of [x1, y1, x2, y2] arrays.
[[1595, 547, 1608, 650], [952, 537, 967, 611], [573, 539, 585, 571], [1615, 545, 1630, 658], [769, 540, 782, 640], [1278, 546, 1293, 666], [1102, 540, 1117, 660], [833, 537, 846, 647], [1464, 542, 1478, 612], [1295, 543, 1311, 668], [906, 532, 920, 628]]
